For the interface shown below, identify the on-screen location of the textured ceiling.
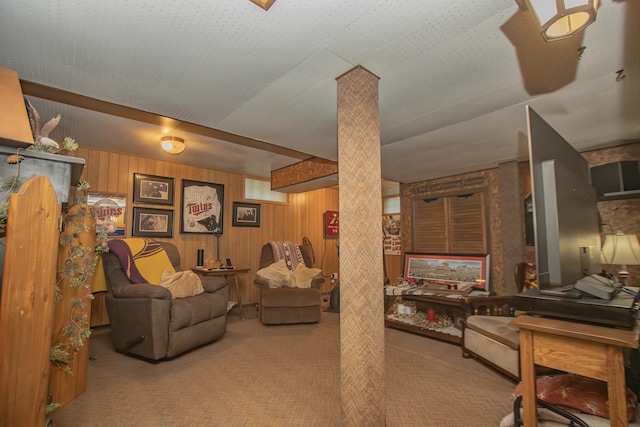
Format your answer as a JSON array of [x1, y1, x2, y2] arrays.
[[0, 0, 638, 188]]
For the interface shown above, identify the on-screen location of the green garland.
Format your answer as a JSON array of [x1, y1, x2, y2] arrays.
[[47, 181, 108, 425], [49, 181, 107, 373]]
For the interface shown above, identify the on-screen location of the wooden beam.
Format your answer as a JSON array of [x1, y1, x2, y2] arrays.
[[20, 80, 311, 161]]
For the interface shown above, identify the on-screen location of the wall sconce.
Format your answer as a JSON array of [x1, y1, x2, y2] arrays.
[[160, 136, 185, 154], [601, 230, 640, 283], [518, 0, 599, 42]]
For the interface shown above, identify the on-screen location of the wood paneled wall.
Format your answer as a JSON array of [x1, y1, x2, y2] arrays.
[[72, 147, 340, 305]]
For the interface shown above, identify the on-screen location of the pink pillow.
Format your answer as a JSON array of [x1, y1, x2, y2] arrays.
[[514, 374, 637, 422]]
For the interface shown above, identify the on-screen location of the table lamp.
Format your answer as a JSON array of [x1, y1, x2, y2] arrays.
[[600, 230, 640, 284]]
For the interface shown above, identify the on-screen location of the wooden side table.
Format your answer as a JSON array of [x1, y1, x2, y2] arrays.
[[511, 314, 639, 427], [192, 268, 250, 320]]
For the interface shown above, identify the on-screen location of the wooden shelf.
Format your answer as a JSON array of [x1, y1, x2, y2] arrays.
[[384, 294, 472, 345]]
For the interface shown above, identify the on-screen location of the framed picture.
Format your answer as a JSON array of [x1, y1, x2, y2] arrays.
[[87, 192, 127, 237], [132, 207, 174, 238], [232, 202, 261, 227], [403, 252, 490, 292], [133, 173, 175, 205], [383, 213, 401, 255], [181, 179, 224, 234]]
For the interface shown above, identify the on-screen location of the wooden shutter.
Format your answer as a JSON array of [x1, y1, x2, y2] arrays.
[[413, 197, 447, 253], [412, 192, 487, 254], [449, 193, 486, 253]]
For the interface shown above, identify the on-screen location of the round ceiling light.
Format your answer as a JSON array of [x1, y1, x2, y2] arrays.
[[160, 136, 185, 154]]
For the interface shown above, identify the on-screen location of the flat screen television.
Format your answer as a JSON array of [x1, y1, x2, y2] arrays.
[[526, 106, 602, 289]]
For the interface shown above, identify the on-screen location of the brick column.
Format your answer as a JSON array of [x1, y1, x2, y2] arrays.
[[336, 65, 385, 426]]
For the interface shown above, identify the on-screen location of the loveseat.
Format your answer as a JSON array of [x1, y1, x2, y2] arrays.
[[102, 239, 229, 360]]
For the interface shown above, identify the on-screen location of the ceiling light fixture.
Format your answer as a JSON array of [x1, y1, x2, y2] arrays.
[[160, 136, 185, 154], [519, 0, 599, 42], [250, 0, 276, 11]]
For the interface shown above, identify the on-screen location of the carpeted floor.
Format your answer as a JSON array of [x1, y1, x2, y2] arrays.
[[52, 311, 516, 426]]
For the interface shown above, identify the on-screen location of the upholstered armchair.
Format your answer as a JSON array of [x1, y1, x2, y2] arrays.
[[462, 263, 535, 380], [253, 241, 325, 325], [102, 239, 229, 360]]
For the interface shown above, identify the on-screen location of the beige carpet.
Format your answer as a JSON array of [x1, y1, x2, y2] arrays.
[[52, 311, 515, 426]]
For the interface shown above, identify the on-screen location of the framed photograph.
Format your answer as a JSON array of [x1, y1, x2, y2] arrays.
[[132, 207, 174, 238], [181, 179, 224, 234], [403, 252, 490, 292], [87, 192, 127, 237], [232, 202, 261, 227], [133, 173, 175, 205]]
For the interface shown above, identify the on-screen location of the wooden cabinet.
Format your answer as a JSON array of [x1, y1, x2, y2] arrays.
[[384, 294, 472, 345]]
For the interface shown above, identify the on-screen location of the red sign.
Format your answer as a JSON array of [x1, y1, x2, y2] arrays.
[[324, 210, 339, 237]]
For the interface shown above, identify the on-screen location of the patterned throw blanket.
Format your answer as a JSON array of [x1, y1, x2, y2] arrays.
[[268, 241, 304, 272], [107, 238, 175, 285]]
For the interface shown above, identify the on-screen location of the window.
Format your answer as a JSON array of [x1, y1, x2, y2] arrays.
[[244, 177, 288, 203], [383, 196, 400, 214]]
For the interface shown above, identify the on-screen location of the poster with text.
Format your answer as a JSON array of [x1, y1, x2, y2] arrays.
[[383, 214, 401, 255], [87, 193, 127, 237]]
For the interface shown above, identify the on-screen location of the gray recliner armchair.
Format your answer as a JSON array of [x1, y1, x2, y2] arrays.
[[254, 241, 325, 325], [102, 240, 229, 360]]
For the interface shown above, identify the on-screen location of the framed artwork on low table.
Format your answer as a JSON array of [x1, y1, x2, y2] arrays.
[[133, 173, 175, 205], [403, 252, 490, 292], [232, 202, 260, 227]]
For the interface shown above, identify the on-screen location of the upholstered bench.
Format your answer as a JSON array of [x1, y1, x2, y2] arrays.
[[463, 314, 520, 379]]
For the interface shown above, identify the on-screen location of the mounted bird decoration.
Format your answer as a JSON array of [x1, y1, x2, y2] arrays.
[[24, 99, 78, 154]]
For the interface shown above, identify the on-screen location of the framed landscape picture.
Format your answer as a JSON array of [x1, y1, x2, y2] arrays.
[[133, 173, 175, 205], [403, 252, 490, 292], [180, 179, 224, 234], [132, 207, 174, 238], [232, 202, 260, 227]]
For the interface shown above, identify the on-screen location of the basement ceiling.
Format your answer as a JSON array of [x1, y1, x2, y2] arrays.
[[0, 0, 638, 188]]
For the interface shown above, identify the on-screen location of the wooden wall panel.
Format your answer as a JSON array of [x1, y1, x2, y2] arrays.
[[75, 148, 340, 307]]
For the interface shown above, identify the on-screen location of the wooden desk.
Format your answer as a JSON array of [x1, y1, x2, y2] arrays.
[[511, 315, 639, 427], [192, 268, 250, 320]]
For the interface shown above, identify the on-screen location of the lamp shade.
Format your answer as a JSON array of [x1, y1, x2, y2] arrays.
[[601, 231, 640, 275], [160, 136, 185, 154], [522, 0, 599, 41]]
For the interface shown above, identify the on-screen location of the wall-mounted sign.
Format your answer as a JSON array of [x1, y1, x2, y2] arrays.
[[324, 210, 339, 238], [87, 192, 126, 237]]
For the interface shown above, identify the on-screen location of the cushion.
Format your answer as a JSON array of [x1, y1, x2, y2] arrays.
[[466, 315, 520, 350], [159, 270, 204, 299], [291, 263, 322, 288], [257, 259, 292, 288], [514, 374, 638, 422]]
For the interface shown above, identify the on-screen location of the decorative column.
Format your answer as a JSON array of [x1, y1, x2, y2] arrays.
[[498, 161, 524, 294], [336, 65, 385, 426]]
